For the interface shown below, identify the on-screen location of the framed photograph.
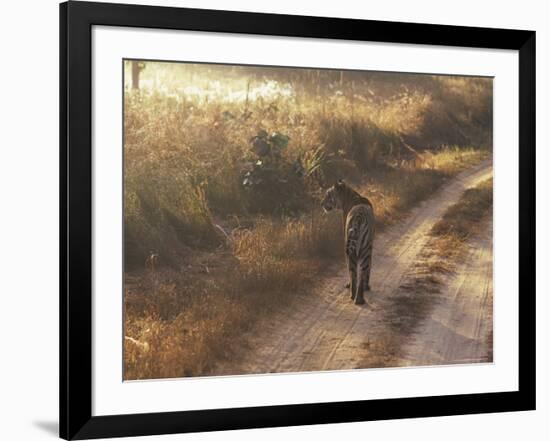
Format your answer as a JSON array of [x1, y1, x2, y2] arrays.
[[60, 1, 536, 439]]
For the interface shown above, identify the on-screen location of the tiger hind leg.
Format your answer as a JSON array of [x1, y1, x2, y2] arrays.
[[348, 259, 357, 301], [351, 265, 365, 305], [355, 258, 371, 305], [354, 275, 365, 305], [363, 245, 373, 292]]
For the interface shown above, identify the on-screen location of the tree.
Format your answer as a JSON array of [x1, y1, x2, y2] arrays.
[[131, 61, 146, 90]]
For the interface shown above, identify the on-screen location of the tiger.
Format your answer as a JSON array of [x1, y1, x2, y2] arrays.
[[321, 180, 375, 305]]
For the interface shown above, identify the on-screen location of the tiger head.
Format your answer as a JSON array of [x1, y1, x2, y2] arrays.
[[321, 180, 346, 212]]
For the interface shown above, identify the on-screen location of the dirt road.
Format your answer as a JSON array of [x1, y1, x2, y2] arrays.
[[215, 160, 494, 375], [401, 217, 493, 366]]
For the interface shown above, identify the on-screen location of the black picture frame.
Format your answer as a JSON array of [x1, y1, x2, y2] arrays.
[[60, 1, 536, 439]]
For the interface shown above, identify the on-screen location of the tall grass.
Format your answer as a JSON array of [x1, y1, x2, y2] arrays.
[[123, 61, 492, 379], [124, 65, 492, 266]]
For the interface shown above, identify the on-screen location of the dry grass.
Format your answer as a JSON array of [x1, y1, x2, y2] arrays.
[[358, 146, 488, 227], [124, 215, 341, 379], [123, 62, 492, 379], [431, 178, 493, 240], [123, 64, 492, 266]]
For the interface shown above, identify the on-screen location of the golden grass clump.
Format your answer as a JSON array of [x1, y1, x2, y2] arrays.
[[431, 178, 493, 241]]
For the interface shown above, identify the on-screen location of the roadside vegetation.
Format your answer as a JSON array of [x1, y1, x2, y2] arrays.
[[123, 61, 492, 380]]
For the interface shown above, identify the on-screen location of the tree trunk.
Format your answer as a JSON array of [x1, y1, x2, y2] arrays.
[[131, 61, 140, 90]]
